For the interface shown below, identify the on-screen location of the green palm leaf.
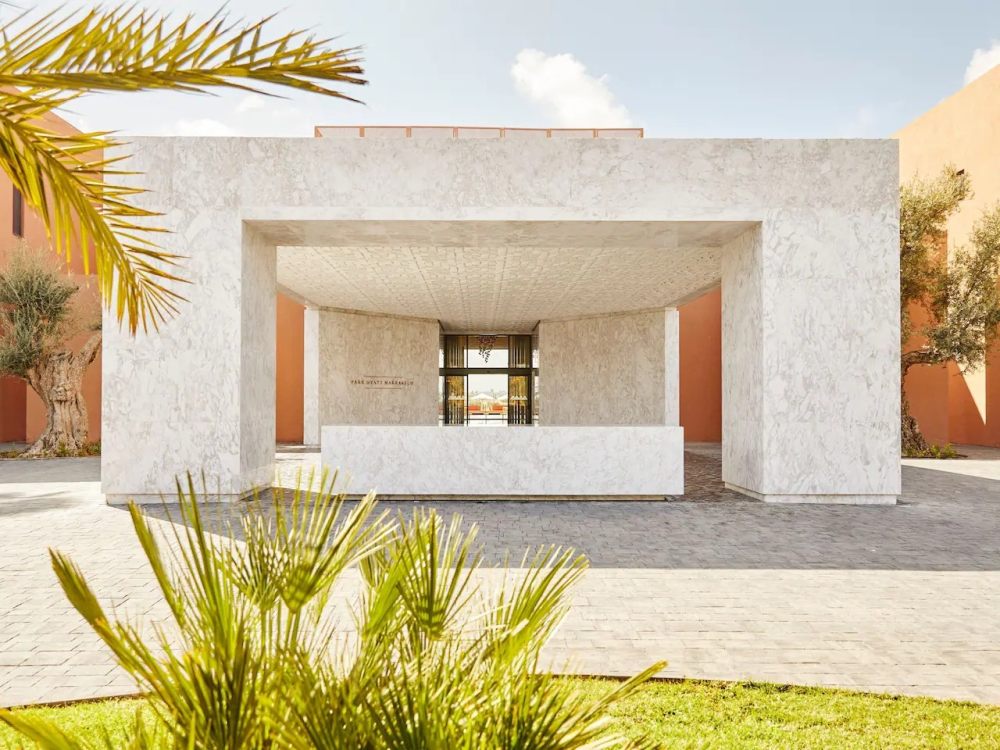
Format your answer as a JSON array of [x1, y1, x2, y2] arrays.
[[3, 478, 663, 749], [0, 6, 367, 332]]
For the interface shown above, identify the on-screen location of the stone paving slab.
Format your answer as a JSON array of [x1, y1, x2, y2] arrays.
[[3, 447, 1000, 706]]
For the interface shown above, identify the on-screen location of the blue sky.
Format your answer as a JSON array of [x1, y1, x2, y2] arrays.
[[23, 1, 1000, 138]]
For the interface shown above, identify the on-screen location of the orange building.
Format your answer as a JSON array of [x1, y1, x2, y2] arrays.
[[894, 65, 1000, 447], [0, 112, 103, 445], [639, 68, 1000, 448]]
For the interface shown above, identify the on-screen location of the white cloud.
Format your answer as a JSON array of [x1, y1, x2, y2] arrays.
[[162, 118, 240, 137], [510, 49, 634, 128], [157, 98, 307, 137], [235, 93, 303, 127], [965, 40, 1000, 85], [839, 105, 877, 138], [236, 94, 267, 113]]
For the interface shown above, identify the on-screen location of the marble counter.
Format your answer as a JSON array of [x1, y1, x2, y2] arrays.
[[320, 425, 684, 497]]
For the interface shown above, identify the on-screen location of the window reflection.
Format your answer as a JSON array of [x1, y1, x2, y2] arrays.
[[439, 334, 535, 426]]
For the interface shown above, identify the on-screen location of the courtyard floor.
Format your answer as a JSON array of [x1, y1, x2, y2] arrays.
[[1, 445, 1000, 706]]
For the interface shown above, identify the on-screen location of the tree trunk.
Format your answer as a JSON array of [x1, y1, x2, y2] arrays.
[[901, 382, 930, 457], [900, 349, 933, 457], [22, 332, 102, 458]]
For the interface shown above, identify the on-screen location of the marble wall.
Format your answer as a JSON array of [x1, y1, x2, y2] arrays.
[[539, 309, 678, 426], [721, 215, 900, 503], [322, 425, 684, 496], [308, 309, 439, 429], [302, 308, 320, 445], [103, 136, 899, 503], [101, 196, 274, 503], [721, 227, 764, 493]]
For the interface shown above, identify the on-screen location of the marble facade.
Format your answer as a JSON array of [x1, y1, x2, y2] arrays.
[[103, 136, 900, 504], [303, 308, 439, 445], [538, 309, 679, 426]]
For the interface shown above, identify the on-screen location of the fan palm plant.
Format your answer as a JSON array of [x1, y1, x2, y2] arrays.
[[0, 6, 367, 333], [0, 475, 664, 749]]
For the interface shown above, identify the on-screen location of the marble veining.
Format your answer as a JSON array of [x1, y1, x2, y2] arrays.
[[321, 425, 684, 496], [539, 310, 677, 426], [103, 136, 899, 504], [310, 309, 439, 428]]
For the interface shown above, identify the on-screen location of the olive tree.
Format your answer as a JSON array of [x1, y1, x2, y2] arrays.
[[900, 166, 1000, 455], [0, 244, 101, 456]]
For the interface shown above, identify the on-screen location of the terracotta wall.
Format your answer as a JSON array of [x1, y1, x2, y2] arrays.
[[678, 288, 722, 441], [0, 109, 103, 444], [895, 65, 1000, 446], [275, 294, 304, 443]]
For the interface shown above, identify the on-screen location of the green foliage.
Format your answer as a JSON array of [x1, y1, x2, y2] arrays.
[[8, 681, 1000, 750], [0, 6, 367, 332], [580, 679, 1000, 750], [900, 166, 971, 330], [0, 475, 662, 749], [903, 442, 961, 459], [0, 244, 77, 379], [901, 167, 1000, 371]]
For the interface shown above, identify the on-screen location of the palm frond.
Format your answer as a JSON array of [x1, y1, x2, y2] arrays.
[[0, 89, 184, 331], [12, 477, 662, 750], [0, 6, 367, 332], [0, 6, 366, 100]]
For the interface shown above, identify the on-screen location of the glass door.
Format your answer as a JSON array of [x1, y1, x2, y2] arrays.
[[508, 375, 530, 424], [439, 334, 535, 425], [443, 375, 466, 425]]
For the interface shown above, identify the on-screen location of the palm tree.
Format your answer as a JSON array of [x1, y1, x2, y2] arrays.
[[0, 477, 663, 748], [0, 6, 367, 333]]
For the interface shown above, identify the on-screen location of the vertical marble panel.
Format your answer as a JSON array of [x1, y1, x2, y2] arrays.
[[721, 214, 901, 503], [539, 310, 668, 426], [102, 140, 278, 504], [757, 207, 900, 500], [102, 214, 245, 502], [664, 309, 679, 426], [302, 308, 320, 445], [317, 310, 439, 425], [721, 226, 765, 493], [239, 227, 276, 487]]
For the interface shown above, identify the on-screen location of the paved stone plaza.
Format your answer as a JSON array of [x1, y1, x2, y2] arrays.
[[1, 446, 1000, 706]]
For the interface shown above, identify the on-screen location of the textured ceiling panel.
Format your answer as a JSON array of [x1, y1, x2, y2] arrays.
[[275, 221, 753, 331]]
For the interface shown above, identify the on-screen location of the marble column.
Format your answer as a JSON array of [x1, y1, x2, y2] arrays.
[[102, 221, 276, 504], [721, 221, 900, 504], [664, 309, 679, 426]]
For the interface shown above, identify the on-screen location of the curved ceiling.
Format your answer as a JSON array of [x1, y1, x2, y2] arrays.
[[273, 220, 754, 331]]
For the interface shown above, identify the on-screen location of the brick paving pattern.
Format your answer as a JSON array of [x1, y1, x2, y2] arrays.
[[2, 447, 1000, 706]]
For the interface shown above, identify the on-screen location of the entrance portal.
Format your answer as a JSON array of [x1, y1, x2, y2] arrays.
[[440, 334, 535, 425]]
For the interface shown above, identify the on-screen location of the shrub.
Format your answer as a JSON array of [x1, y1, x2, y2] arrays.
[[0, 474, 662, 749], [903, 442, 961, 459]]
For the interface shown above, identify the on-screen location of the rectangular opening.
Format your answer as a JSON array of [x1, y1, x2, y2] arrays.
[[439, 334, 535, 425]]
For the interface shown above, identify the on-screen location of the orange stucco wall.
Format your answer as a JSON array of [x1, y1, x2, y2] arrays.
[[275, 294, 304, 443], [895, 65, 1000, 446], [0, 109, 103, 444], [679, 288, 722, 441]]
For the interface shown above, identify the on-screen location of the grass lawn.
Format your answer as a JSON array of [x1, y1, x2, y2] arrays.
[[2, 680, 998, 749]]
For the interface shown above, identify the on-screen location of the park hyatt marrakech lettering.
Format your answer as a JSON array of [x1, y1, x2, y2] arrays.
[[350, 375, 415, 390]]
